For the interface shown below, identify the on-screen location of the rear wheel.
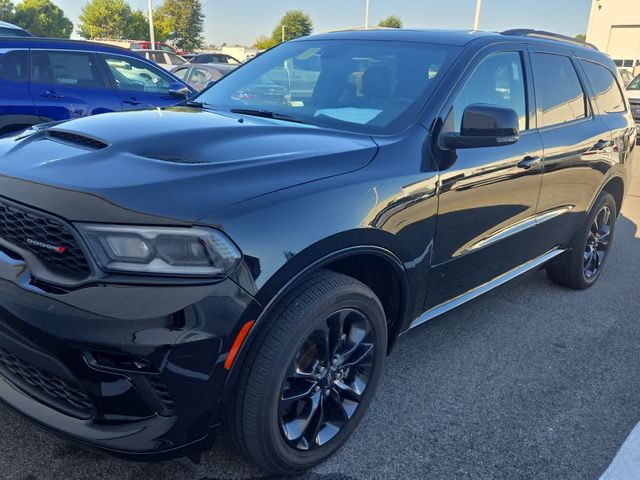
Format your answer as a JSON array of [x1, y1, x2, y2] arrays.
[[227, 271, 387, 475], [546, 191, 617, 289]]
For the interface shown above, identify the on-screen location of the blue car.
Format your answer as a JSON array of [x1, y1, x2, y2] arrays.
[[0, 37, 195, 135]]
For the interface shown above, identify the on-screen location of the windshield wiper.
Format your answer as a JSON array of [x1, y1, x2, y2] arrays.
[[230, 108, 317, 126], [183, 100, 217, 110]]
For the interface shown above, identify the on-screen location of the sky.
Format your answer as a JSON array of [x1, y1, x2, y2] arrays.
[[53, 0, 593, 46]]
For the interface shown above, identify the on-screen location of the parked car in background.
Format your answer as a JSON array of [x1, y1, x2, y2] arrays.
[[130, 41, 185, 55], [0, 28, 634, 476], [188, 52, 242, 65], [0, 21, 32, 37], [627, 74, 640, 131], [172, 63, 237, 91], [618, 67, 634, 86], [0, 38, 194, 135], [135, 49, 186, 71]]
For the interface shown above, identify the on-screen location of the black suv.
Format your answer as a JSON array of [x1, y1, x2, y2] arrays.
[[0, 29, 635, 475]]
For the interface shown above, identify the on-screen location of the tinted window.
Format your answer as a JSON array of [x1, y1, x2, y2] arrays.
[[166, 53, 185, 66], [149, 52, 167, 64], [31, 51, 106, 87], [452, 51, 527, 132], [102, 54, 173, 93], [0, 50, 28, 81], [581, 61, 626, 113], [196, 40, 460, 134], [531, 53, 587, 127]]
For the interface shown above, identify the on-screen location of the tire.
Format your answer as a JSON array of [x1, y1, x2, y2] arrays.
[[546, 191, 617, 289], [227, 271, 387, 475]]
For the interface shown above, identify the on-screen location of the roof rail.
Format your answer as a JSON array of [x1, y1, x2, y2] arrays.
[[501, 29, 599, 50]]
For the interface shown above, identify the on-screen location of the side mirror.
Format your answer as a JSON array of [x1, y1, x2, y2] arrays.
[[169, 83, 191, 99], [442, 104, 520, 149]]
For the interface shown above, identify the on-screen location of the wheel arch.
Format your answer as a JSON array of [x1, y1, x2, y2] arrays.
[[221, 242, 411, 403], [600, 175, 625, 216]]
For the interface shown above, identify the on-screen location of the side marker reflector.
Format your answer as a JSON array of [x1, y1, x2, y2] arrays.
[[224, 320, 255, 370]]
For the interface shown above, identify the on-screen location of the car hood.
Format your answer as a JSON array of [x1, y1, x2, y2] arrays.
[[0, 107, 378, 224]]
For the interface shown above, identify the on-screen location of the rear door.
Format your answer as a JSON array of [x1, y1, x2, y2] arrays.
[[99, 53, 186, 110], [29, 49, 121, 122], [529, 47, 615, 252], [0, 48, 36, 135]]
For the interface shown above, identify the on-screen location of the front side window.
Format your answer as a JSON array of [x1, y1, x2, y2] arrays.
[[581, 60, 626, 113], [195, 40, 460, 134], [628, 75, 640, 90], [31, 51, 106, 87], [451, 51, 527, 132], [0, 50, 28, 81], [102, 55, 173, 93], [531, 53, 587, 128], [173, 66, 189, 80]]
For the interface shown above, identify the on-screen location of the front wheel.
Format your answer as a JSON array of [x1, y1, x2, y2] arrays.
[[227, 271, 387, 475], [546, 191, 617, 289]]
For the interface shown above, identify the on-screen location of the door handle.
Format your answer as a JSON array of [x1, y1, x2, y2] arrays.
[[592, 139, 611, 151], [41, 90, 64, 99], [517, 156, 542, 170], [123, 97, 143, 105]]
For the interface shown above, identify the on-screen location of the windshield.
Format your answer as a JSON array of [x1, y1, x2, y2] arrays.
[[628, 75, 640, 90], [194, 39, 460, 134]]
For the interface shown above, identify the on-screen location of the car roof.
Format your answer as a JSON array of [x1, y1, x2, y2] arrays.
[[0, 36, 136, 55], [295, 28, 606, 58], [0, 21, 23, 30]]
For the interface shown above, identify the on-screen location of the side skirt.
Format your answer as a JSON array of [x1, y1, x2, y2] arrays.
[[407, 248, 565, 331]]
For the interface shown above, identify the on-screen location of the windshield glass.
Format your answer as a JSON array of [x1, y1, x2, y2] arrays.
[[194, 39, 460, 134], [628, 75, 640, 90]]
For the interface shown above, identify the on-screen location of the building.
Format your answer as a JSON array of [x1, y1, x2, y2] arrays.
[[587, 0, 640, 76]]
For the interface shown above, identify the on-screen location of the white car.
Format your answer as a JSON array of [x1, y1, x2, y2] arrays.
[[0, 21, 32, 37], [627, 74, 640, 131], [134, 49, 186, 71]]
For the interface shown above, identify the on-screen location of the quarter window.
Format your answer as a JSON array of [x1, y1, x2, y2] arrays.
[[580, 60, 626, 114], [452, 51, 528, 132], [531, 53, 587, 128], [0, 50, 28, 81]]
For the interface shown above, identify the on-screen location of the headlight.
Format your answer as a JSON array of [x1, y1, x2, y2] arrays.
[[76, 224, 241, 277]]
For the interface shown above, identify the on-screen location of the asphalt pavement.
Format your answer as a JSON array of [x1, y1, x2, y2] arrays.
[[1, 149, 639, 480]]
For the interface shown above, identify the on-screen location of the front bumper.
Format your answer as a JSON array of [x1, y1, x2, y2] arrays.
[[0, 248, 259, 458]]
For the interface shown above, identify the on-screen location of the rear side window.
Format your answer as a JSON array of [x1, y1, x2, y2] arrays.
[[580, 60, 626, 114], [0, 50, 28, 81], [531, 53, 587, 128], [31, 51, 106, 88]]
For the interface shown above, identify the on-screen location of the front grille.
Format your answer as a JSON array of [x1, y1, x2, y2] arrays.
[[0, 199, 91, 278], [0, 345, 93, 418], [46, 130, 108, 150]]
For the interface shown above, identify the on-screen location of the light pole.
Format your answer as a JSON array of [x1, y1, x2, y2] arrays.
[[473, 0, 482, 30], [148, 0, 155, 46], [364, 0, 370, 29], [281, 25, 286, 42]]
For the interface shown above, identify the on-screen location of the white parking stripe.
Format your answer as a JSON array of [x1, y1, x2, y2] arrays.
[[600, 422, 640, 480]]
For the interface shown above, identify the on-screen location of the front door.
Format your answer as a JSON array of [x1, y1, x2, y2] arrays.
[[426, 47, 545, 309]]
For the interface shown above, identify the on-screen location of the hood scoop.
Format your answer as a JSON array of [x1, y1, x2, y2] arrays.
[[46, 130, 108, 150], [144, 154, 207, 164]]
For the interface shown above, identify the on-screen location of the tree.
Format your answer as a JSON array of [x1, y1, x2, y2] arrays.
[[12, 0, 73, 38], [254, 34, 277, 50], [79, 0, 134, 39], [127, 9, 149, 41], [575, 34, 586, 43], [154, 0, 204, 51], [0, 0, 13, 22], [270, 10, 312, 44], [378, 15, 403, 28]]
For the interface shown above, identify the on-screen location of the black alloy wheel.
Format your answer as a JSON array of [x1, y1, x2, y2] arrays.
[[279, 308, 375, 451], [583, 204, 612, 279], [227, 271, 387, 475]]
